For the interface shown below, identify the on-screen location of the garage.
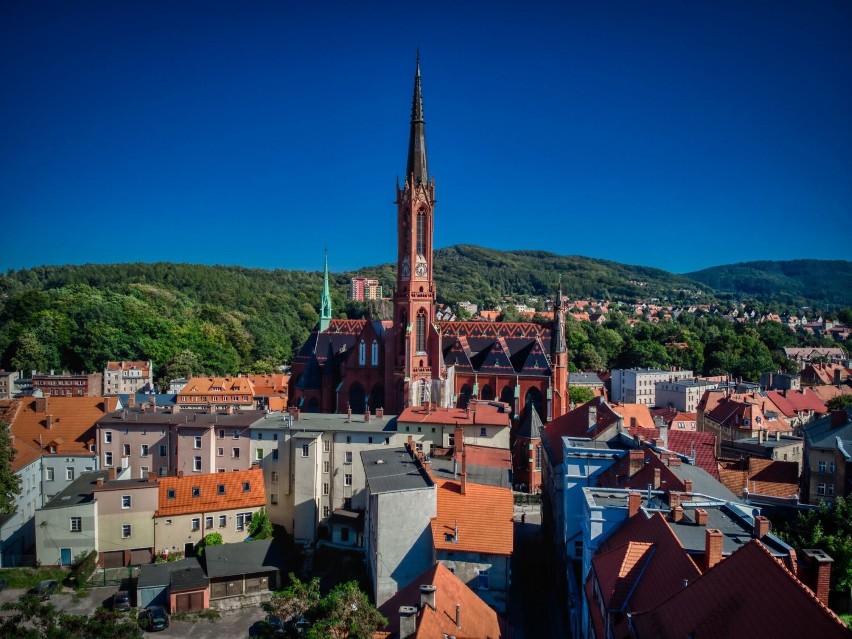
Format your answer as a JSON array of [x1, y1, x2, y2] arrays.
[[101, 551, 124, 568], [130, 548, 152, 565], [168, 560, 209, 613], [175, 591, 204, 612]]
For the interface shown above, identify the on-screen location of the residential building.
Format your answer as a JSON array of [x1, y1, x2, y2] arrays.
[[362, 446, 436, 606], [720, 432, 804, 475], [801, 362, 852, 387], [397, 400, 512, 452], [350, 277, 383, 301], [801, 410, 852, 504], [761, 371, 801, 391], [651, 407, 697, 431], [176, 376, 256, 411], [245, 373, 289, 411], [654, 378, 719, 412], [168, 378, 189, 394], [0, 370, 20, 399], [377, 562, 504, 639], [718, 457, 800, 501], [93, 473, 159, 567], [610, 368, 693, 406], [765, 388, 828, 428], [697, 390, 792, 456], [103, 360, 153, 396], [32, 371, 103, 397], [783, 347, 847, 369], [154, 467, 266, 556], [568, 372, 606, 396]]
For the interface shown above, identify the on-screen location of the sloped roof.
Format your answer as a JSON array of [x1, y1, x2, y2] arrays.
[[156, 467, 265, 517], [204, 539, 285, 579], [178, 376, 255, 397], [431, 479, 513, 557], [718, 458, 799, 498], [398, 401, 511, 427], [245, 373, 289, 396], [378, 562, 503, 639], [592, 541, 655, 611], [516, 405, 543, 439], [765, 390, 828, 417], [106, 360, 151, 373], [543, 397, 621, 464], [630, 540, 851, 639], [666, 430, 718, 480], [612, 403, 655, 430]]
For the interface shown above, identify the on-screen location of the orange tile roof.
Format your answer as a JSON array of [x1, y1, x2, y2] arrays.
[[464, 445, 512, 470], [593, 540, 655, 610], [156, 467, 266, 517], [11, 396, 116, 472], [612, 403, 656, 430], [378, 562, 504, 639], [431, 478, 513, 556], [178, 376, 255, 401], [267, 397, 288, 412], [245, 374, 289, 396], [399, 400, 511, 427], [718, 458, 799, 499], [105, 360, 151, 373], [811, 384, 852, 403]]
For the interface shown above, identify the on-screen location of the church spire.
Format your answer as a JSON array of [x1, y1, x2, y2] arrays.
[[319, 248, 332, 332], [406, 50, 428, 185], [553, 277, 566, 355]]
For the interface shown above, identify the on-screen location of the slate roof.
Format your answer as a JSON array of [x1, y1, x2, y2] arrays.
[[117, 393, 177, 408], [137, 557, 203, 589], [41, 470, 110, 510], [630, 540, 851, 639], [430, 478, 513, 556], [427, 446, 512, 489], [377, 562, 503, 639], [516, 405, 543, 439], [802, 410, 852, 450], [170, 561, 209, 592], [361, 447, 434, 494], [156, 467, 265, 517], [569, 372, 604, 386], [203, 539, 285, 579]]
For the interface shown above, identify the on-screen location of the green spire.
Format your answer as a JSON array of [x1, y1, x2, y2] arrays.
[[320, 248, 332, 332]]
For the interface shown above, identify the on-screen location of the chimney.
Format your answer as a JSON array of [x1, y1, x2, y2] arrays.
[[419, 584, 436, 610], [140, 403, 147, 413], [128, 395, 136, 408], [630, 416, 637, 428], [364, 410, 371, 422], [684, 479, 693, 495], [294, 408, 300, 421], [667, 455, 681, 468], [627, 491, 641, 517], [801, 549, 833, 606], [399, 606, 417, 639], [758, 429, 766, 444], [34, 396, 47, 413], [834, 368, 842, 385], [346, 407, 352, 422], [172, 404, 180, 414], [455, 603, 461, 628], [753, 515, 770, 538], [671, 505, 684, 523], [669, 491, 681, 509], [653, 467, 661, 489], [377, 407, 384, 419], [227, 405, 235, 415], [149, 396, 156, 409], [461, 450, 467, 496], [775, 431, 781, 442], [454, 425, 464, 458], [629, 449, 644, 476], [45, 414, 53, 429], [96, 477, 105, 487], [704, 528, 723, 571], [108, 467, 117, 481], [177, 470, 184, 478], [208, 404, 215, 415], [695, 508, 708, 526], [831, 410, 848, 428]]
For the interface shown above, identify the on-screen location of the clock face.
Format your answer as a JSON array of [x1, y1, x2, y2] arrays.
[[415, 261, 428, 277]]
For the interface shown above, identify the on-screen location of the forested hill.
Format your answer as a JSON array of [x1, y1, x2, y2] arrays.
[[686, 260, 852, 308], [356, 245, 712, 305]]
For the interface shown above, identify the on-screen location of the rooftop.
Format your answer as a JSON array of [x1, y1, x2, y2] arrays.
[[431, 478, 513, 556], [398, 400, 511, 427], [156, 467, 266, 517], [428, 446, 512, 489], [250, 410, 398, 433], [41, 470, 110, 510], [361, 447, 434, 494], [203, 539, 285, 579]]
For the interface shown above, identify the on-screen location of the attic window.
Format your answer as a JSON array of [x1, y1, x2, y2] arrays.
[[217, 484, 225, 495], [167, 489, 176, 500], [192, 487, 200, 498], [444, 532, 456, 543], [242, 481, 250, 492]]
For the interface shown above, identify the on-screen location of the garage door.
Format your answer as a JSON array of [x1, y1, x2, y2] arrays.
[[130, 548, 152, 565], [175, 592, 205, 612], [102, 551, 124, 568]]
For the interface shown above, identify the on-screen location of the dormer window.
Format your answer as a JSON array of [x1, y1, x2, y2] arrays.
[[167, 489, 175, 500], [242, 481, 250, 492], [217, 484, 225, 495], [192, 487, 200, 498]]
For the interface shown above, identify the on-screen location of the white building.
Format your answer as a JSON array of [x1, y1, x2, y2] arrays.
[[104, 361, 154, 396], [655, 379, 721, 412], [610, 368, 693, 407]]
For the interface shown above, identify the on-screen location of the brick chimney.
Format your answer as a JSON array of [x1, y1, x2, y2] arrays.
[[454, 425, 464, 459], [695, 508, 708, 526], [671, 505, 684, 523], [628, 491, 641, 517], [149, 396, 156, 409], [172, 404, 180, 414], [207, 404, 215, 414], [128, 394, 136, 408], [629, 449, 644, 476], [377, 407, 384, 419], [669, 491, 681, 509], [108, 467, 117, 481], [399, 606, 417, 639], [754, 515, 770, 538], [96, 477, 105, 487], [684, 479, 693, 495], [45, 414, 53, 429], [461, 449, 467, 496], [653, 467, 661, 489], [407, 435, 414, 450], [419, 584, 436, 610], [364, 410, 371, 423], [34, 396, 47, 413], [704, 528, 723, 571], [801, 548, 833, 606], [226, 405, 235, 415]]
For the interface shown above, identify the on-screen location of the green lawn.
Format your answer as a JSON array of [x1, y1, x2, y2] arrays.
[[840, 614, 852, 629], [0, 566, 69, 589]]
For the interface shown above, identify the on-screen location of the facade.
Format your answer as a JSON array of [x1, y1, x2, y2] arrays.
[[801, 410, 852, 504], [0, 370, 20, 399], [176, 376, 256, 411], [153, 467, 266, 556], [32, 371, 103, 397], [289, 57, 569, 422], [512, 407, 543, 493], [93, 474, 158, 567], [397, 400, 512, 452], [362, 446, 437, 607], [761, 371, 801, 391], [349, 277, 383, 301], [104, 360, 153, 396], [655, 378, 719, 412], [697, 390, 793, 456], [168, 378, 189, 394], [610, 368, 693, 407]]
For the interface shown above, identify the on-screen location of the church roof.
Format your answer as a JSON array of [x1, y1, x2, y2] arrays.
[[516, 405, 543, 440]]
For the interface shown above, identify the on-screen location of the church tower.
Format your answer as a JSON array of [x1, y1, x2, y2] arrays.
[[551, 280, 569, 419], [391, 53, 438, 409], [319, 248, 332, 332]]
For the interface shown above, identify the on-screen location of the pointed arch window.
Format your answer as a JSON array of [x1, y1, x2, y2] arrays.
[[371, 339, 379, 366], [416, 310, 427, 354], [416, 210, 426, 256], [359, 339, 366, 366]]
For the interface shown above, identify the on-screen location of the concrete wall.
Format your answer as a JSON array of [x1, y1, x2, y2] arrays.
[[41, 455, 98, 502], [35, 503, 97, 566], [154, 507, 262, 553], [96, 486, 157, 555], [2, 458, 43, 566], [436, 550, 510, 614]]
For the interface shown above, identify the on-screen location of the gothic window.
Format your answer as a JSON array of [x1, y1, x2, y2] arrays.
[[371, 339, 379, 366], [481, 384, 494, 401], [416, 210, 426, 255], [416, 310, 427, 354], [400, 309, 407, 352], [359, 340, 366, 366]]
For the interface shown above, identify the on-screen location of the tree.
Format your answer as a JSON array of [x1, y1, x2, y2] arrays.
[[195, 532, 223, 557], [827, 396, 852, 411], [0, 593, 142, 638], [306, 581, 386, 639], [158, 349, 201, 390], [267, 574, 321, 624], [248, 507, 273, 540], [10, 330, 48, 373], [569, 386, 596, 405], [0, 421, 21, 514]]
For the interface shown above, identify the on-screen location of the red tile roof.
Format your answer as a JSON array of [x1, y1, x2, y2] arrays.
[[543, 397, 621, 464], [765, 390, 828, 418], [431, 479, 513, 556], [666, 430, 718, 480], [399, 400, 511, 427], [156, 467, 266, 517], [612, 403, 655, 430], [105, 360, 151, 373], [378, 562, 503, 639], [718, 458, 799, 499], [245, 374, 289, 396], [630, 540, 851, 638], [463, 445, 512, 470]]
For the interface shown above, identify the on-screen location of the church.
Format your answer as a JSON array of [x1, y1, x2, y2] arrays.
[[289, 56, 569, 424]]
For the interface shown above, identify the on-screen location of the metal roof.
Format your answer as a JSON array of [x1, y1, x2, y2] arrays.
[[40, 470, 109, 510], [361, 447, 434, 494]]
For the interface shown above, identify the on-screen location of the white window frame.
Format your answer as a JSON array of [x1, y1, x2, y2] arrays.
[[191, 518, 200, 532], [302, 444, 309, 457], [193, 456, 202, 472], [218, 515, 227, 528], [105, 451, 113, 467], [70, 517, 82, 532], [122, 524, 132, 539], [235, 512, 252, 532], [65, 467, 74, 481], [217, 447, 224, 457], [122, 495, 131, 509], [344, 451, 353, 464], [104, 431, 112, 444], [194, 436, 202, 449], [140, 444, 149, 457], [205, 516, 213, 529], [46, 467, 55, 481], [344, 474, 352, 487]]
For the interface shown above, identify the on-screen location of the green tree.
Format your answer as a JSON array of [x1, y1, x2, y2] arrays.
[[0, 421, 21, 514], [10, 330, 48, 373], [827, 396, 852, 411], [158, 349, 201, 389], [306, 581, 386, 639], [248, 507, 273, 540], [497, 305, 521, 322], [267, 574, 321, 624], [195, 532, 223, 557], [0, 593, 142, 638], [569, 386, 596, 405]]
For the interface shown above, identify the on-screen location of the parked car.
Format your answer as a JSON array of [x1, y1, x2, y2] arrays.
[[112, 590, 131, 611], [31, 580, 58, 600], [263, 615, 285, 636], [139, 606, 169, 632]]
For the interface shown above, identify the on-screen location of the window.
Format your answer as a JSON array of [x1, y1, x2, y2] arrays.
[[218, 429, 225, 439], [167, 487, 176, 499], [478, 569, 489, 590], [104, 431, 112, 444], [140, 444, 149, 457], [344, 497, 352, 509], [216, 447, 223, 457], [70, 517, 81, 532], [242, 481, 251, 492], [122, 495, 131, 509], [368, 436, 373, 444], [819, 460, 827, 473], [272, 449, 279, 460], [105, 452, 113, 466], [828, 484, 835, 496], [160, 445, 167, 456], [194, 436, 202, 449], [140, 466, 149, 479], [218, 515, 227, 528], [122, 524, 132, 539], [818, 483, 826, 495], [191, 518, 200, 531], [65, 467, 74, 481], [217, 484, 226, 495], [535, 444, 543, 470], [323, 461, 330, 473], [323, 483, 329, 496], [174, 446, 178, 455], [192, 487, 200, 498], [346, 435, 352, 444], [416, 210, 426, 254], [344, 451, 353, 464], [193, 457, 202, 472], [271, 471, 279, 483], [233, 429, 240, 439], [324, 440, 330, 453], [235, 512, 252, 532], [371, 340, 379, 366], [218, 468, 225, 473], [302, 445, 309, 457], [344, 474, 352, 486], [323, 506, 330, 518], [256, 448, 264, 460], [158, 467, 167, 477], [257, 432, 263, 440], [123, 444, 131, 456], [232, 448, 240, 459], [416, 311, 426, 353], [46, 467, 54, 481], [830, 462, 836, 474], [480, 427, 487, 437], [359, 339, 366, 366], [271, 494, 278, 505], [205, 516, 213, 529]]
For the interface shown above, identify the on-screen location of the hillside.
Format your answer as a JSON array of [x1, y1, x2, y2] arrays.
[[686, 260, 852, 308]]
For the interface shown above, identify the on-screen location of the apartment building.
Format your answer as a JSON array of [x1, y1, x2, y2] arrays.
[[655, 378, 720, 412], [32, 371, 103, 397], [350, 277, 383, 301], [610, 368, 693, 406], [0, 370, 19, 399], [397, 400, 512, 452], [103, 360, 153, 395], [92, 472, 158, 567], [801, 410, 852, 504], [176, 376, 256, 411]]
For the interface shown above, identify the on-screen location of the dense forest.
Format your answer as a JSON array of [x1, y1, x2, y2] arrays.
[[0, 251, 847, 387]]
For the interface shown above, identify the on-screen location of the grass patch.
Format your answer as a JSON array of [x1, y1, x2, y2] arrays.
[[840, 614, 852, 629], [0, 567, 69, 589]]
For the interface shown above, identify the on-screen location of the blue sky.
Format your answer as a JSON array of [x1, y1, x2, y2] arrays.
[[1, 1, 850, 276]]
